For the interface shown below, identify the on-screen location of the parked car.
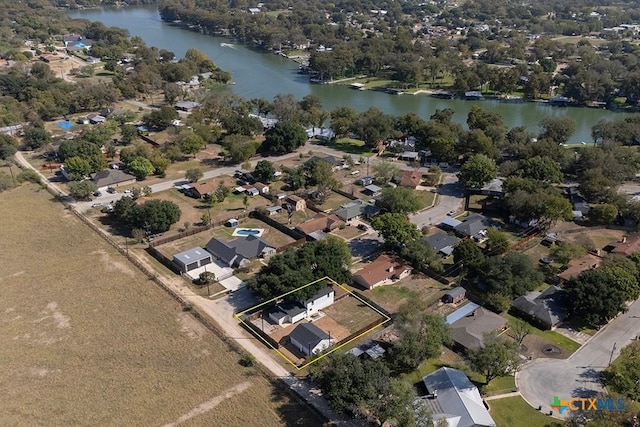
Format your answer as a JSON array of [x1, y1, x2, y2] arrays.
[[447, 209, 457, 216], [124, 189, 132, 194], [91, 203, 102, 208], [93, 191, 102, 197], [107, 187, 117, 194], [357, 224, 369, 231], [540, 257, 554, 265]]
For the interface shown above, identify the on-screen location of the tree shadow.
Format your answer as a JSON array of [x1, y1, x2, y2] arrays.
[[268, 378, 327, 427]]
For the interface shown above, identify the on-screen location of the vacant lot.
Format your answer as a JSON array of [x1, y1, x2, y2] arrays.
[[0, 184, 321, 426], [363, 274, 449, 314]]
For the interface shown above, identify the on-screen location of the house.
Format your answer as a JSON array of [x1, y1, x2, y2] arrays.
[[399, 170, 422, 188], [254, 182, 269, 194], [610, 234, 640, 256], [363, 184, 382, 196], [205, 235, 276, 268], [347, 342, 386, 360], [423, 232, 460, 257], [173, 247, 213, 274], [439, 217, 463, 230], [275, 192, 287, 201], [248, 7, 261, 14], [188, 181, 218, 198], [464, 91, 484, 100], [295, 212, 345, 239], [511, 286, 568, 330], [63, 34, 93, 50], [175, 101, 200, 112], [480, 178, 505, 197], [557, 253, 602, 283], [308, 155, 344, 171], [85, 57, 100, 64], [285, 195, 306, 212], [91, 170, 137, 190], [303, 285, 335, 316], [268, 302, 306, 326], [353, 254, 412, 290], [306, 128, 335, 141], [454, 214, 491, 239], [333, 199, 380, 222], [357, 176, 374, 186], [398, 151, 419, 162], [226, 218, 239, 227], [449, 306, 507, 351], [442, 286, 466, 304], [420, 367, 496, 427], [266, 205, 282, 216], [289, 322, 333, 356], [87, 114, 106, 124], [242, 185, 259, 196]]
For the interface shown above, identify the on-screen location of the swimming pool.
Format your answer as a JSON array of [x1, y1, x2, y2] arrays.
[[57, 121, 74, 130], [232, 228, 265, 237]]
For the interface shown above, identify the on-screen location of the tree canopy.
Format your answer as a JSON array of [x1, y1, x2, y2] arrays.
[[261, 121, 307, 154], [371, 213, 420, 248], [378, 187, 423, 215], [112, 198, 181, 235], [458, 154, 497, 189], [467, 333, 520, 384]]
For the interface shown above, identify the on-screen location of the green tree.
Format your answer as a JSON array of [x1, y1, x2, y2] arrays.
[[590, 203, 619, 225], [242, 194, 249, 211], [467, 333, 520, 384], [253, 160, 276, 183], [69, 180, 97, 200], [371, 213, 420, 247], [63, 156, 92, 181], [517, 156, 563, 183], [378, 187, 423, 215], [128, 156, 154, 180], [131, 199, 181, 234], [603, 342, 640, 401], [23, 126, 51, 149], [550, 242, 586, 265], [372, 160, 400, 184], [222, 134, 257, 163], [176, 130, 205, 157], [185, 168, 203, 183], [261, 121, 307, 154], [509, 318, 530, 345], [112, 195, 137, 224], [486, 228, 511, 254], [458, 154, 497, 189], [539, 116, 577, 145], [401, 239, 443, 272], [0, 134, 18, 160], [120, 124, 138, 145], [351, 107, 395, 148], [453, 239, 485, 270], [143, 105, 179, 130]]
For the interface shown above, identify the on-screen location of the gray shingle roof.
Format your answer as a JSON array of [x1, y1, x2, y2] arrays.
[[289, 323, 331, 349], [454, 214, 490, 237], [422, 367, 496, 427], [450, 307, 507, 350], [511, 285, 568, 329], [332, 199, 380, 221], [445, 286, 466, 299], [423, 232, 460, 253], [205, 235, 274, 267], [91, 170, 136, 188]]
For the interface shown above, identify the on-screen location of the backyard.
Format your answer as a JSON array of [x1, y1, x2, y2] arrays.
[[363, 274, 450, 314], [0, 184, 321, 426], [489, 396, 557, 427]]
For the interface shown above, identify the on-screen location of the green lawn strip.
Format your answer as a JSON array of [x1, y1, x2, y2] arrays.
[[483, 376, 517, 397], [400, 357, 484, 387], [504, 314, 581, 353], [415, 190, 435, 209], [326, 138, 375, 157], [489, 396, 557, 427]]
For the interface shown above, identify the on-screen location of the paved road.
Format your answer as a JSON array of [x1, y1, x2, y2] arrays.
[[517, 299, 640, 418], [409, 172, 464, 229]]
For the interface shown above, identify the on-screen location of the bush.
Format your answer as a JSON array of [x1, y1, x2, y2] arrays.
[[239, 353, 256, 367], [16, 169, 41, 184]]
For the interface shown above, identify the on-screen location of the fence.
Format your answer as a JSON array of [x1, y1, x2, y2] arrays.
[[251, 211, 306, 240], [146, 246, 182, 274], [150, 211, 251, 247], [276, 238, 306, 253], [334, 316, 389, 349], [139, 134, 161, 148], [240, 318, 280, 349], [352, 291, 392, 319], [332, 188, 359, 201]]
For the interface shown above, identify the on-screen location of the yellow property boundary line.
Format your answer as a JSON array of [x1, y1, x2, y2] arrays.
[[234, 276, 392, 370]]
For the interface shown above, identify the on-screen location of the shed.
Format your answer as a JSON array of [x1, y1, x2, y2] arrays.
[[363, 184, 382, 196], [266, 205, 282, 216], [442, 287, 466, 304], [226, 218, 239, 227]]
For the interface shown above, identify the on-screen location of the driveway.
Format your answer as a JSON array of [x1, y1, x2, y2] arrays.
[[410, 172, 464, 229], [517, 299, 640, 418]]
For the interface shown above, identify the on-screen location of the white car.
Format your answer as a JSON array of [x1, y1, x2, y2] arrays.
[[91, 203, 102, 208]]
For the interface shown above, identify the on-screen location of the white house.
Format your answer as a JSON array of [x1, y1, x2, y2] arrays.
[[289, 323, 333, 355], [254, 182, 270, 194], [303, 286, 335, 317], [268, 302, 307, 326]]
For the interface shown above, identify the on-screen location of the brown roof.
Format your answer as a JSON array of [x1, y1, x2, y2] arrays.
[[295, 212, 344, 235], [399, 170, 422, 188], [611, 234, 640, 256], [191, 181, 217, 196], [557, 253, 602, 282], [287, 195, 304, 202], [254, 182, 268, 190], [353, 254, 411, 288]]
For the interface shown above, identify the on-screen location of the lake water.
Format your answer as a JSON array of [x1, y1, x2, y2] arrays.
[[68, 6, 637, 143]]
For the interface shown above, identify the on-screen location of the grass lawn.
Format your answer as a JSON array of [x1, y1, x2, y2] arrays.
[[401, 349, 485, 386], [332, 224, 364, 240], [504, 314, 581, 353], [483, 376, 516, 397], [489, 396, 558, 427], [415, 189, 436, 209], [315, 192, 352, 211], [0, 184, 321, 427], [365, 275, 448, 314], [326, 138, 375, 157]]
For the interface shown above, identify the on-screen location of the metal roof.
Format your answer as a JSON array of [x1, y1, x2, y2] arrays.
[[173, 247, 211, 266], [446, 302, 480, 325]]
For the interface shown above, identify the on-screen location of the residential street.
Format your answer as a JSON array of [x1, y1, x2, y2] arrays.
[[517, 299, 640, 418], [409, 172, 465, 228]]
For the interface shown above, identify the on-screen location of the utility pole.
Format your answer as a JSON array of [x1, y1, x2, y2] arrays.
[[609, 342, 617, 367]]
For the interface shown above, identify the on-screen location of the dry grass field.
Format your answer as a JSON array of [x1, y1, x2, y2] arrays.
[[0, 184, 322, 427]]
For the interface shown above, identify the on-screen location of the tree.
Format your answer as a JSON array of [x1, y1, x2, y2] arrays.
[[185, 168, 203, 183], [458, 154, 497, 189], [63, 156, 92, 181], [127, 156, 155, 180], [143, 105, 179, 130], [453, 239, 485, 270], [330, 106, 357, 138], [69, 180, 97, 200], [175, 130, 205, 157], [467, 333, 520, 384], [590, 203, 618, 225], [550, 242, 586, 265], [222, 134, 257, 163], [378, 187, 423, 215], [486, 228, 511, 254], [565, 266, 639, 326], [0, 134, 18, 160], [261, 121, 307, 154], [198, 271, 216, 294], [242, 194, 249, 212], [351, 108, 395, 148], [371, 213, 420, 247], [539, 117, 577, 145], [131, 200, 181, 234], [603, 342, 640, 401], [401, 239, 443, 272], [373, 160, 400, 184], [23, 126, 51, 149], [253, 160, 276, 183], [517, 156, 563, 183], [509, 318, 530, 345]]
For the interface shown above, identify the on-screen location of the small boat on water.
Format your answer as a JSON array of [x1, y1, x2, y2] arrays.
[[220, 42, 235, 48]]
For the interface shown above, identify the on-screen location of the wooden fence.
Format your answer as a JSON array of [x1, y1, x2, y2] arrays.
[[150, 212, 251, 247]]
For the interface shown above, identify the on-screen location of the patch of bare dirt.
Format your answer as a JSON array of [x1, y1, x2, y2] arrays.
[[91, 249, 135, 277], [521, 334, 571, 360], [176, 312, 208, 341]]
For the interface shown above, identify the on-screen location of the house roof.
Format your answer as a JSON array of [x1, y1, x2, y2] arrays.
[[333, 199, 380, 221], [450, 307, 507, 350], [481, 178, 504, 194], [266, 205, 282, 212], [175, 101, 200, 109], [173, 247, 211, 266], [357, 176, 373, 185], [286, 195, 304, 203], [440, 217, 463, 229], [295, 212, 345, 235], [289, 323, 331, 350], [399, 170, 422, 188], [512, 286, 568, 328], [254, 182, 268, 190], [399, 151, 419, 159], [454, 214, 490, 237], [445, 286, 466, 299], [305, 286, 334, 303], [206, 235, 274, 266], [446, 302, 480, 325], [364, 184, 382, 194], [190, 181, 217, 196], [422, 367, 496, 427], [91, 169, 136, 188], [611, 234, 640, 256], [353, 254, 411, 288], [423, 232, 460, 253], [280, 302, 306, 317], [557, 253, 602, 281]]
